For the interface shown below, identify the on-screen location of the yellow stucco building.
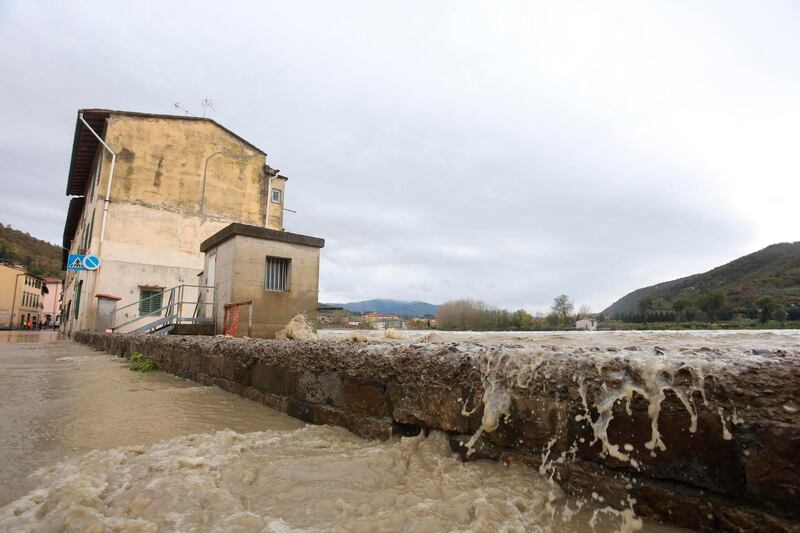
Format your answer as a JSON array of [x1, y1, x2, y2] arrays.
[[61, 109, 289, 334], [0, 262, 44, 329]]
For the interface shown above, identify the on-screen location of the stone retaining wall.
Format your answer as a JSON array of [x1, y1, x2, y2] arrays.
[[74, 332, 800, 532]]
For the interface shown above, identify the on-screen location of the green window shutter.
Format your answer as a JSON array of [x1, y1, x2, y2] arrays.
[[139, 290, 163, 315], [74, 281, 82, 318]]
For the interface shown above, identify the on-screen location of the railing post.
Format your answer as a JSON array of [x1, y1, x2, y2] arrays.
[[177, 285, 183, 322], [248, 301, 253, 337], [212, 287, 217, 333]]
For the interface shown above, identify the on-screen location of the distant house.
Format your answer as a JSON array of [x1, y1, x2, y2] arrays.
[[576, 318, 597, 331], [317, 305, 343, 324], [365, 312, 403, 330], [405, 317, 436, 329], [365, 313, 400, 321]]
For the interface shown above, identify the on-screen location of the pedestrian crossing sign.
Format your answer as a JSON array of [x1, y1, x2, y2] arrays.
[[67, 254, 102, 271]]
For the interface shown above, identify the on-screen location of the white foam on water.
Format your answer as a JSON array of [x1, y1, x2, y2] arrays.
[[276, 314, 317, 341], [0, 425, 641, 532], [449, 332, 799, 528]]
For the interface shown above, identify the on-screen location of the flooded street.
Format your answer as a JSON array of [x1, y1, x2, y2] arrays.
[[0, 331, 303, 508], [0, 332, 697, 532]]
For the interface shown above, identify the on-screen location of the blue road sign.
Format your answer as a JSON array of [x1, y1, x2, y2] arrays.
[[67, 254, 102, 271], [83, 255, 101, 270]]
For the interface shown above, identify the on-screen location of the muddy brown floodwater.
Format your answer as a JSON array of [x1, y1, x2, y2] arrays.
[[0, 332, 682, 532]]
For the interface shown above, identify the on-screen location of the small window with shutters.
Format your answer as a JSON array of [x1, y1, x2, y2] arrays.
[[265, 256, 291, 292], [139, 289, 163, 315]]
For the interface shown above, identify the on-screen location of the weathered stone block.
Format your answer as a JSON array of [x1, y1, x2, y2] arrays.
[[251, 363, 297, 396], [388, 383, 481, 434], [342, 377, 388, 417], [740, 422, 800, 508], [296, 371, 343, 406]]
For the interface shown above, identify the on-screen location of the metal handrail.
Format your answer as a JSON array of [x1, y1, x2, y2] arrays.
[[112, 284, 216, 333], [114, 284, 215, 314]]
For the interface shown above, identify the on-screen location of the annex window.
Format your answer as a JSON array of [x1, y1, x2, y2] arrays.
[[265, 257, 290, 292], [271, 188, 282, 203], [139, 289, 163, 316]]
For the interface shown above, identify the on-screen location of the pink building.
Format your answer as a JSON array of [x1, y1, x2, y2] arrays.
[[41, 277, 63, 327]]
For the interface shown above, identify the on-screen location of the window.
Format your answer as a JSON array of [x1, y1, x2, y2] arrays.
[[80, 210, 95, 251], [271, 188, 282, 203], [265, 257, 290, 291], [74, 281, 82, 318], [139, 289, 163, 315]]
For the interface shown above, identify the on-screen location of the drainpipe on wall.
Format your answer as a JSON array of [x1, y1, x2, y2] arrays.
[[78, 113, 117, 332], [78, 113, 116, 251], [264, 166, 280, 229]]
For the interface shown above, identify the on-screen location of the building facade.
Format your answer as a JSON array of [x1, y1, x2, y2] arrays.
[[0, 262, 44, 329], [61, 109, 288, 334], [41, 277, 64, 327]]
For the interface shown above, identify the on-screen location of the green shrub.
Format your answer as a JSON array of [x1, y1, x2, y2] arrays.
[[129, 351, 157, 372]]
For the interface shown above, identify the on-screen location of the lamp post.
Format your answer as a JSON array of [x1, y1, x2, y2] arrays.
[[199, 151, 251, 215]]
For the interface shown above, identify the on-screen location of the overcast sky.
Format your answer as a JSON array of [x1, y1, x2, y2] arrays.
[[1, 1, 798, 312]]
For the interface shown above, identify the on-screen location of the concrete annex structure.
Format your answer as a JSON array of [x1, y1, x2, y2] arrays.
[[201, 223, 324, 338], [61, 109, 292, 335], [576, 318, 598, 331]]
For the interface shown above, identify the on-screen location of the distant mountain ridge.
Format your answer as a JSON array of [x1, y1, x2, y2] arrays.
[[325, 299, 439, 317], [603, 242, 800, 316]]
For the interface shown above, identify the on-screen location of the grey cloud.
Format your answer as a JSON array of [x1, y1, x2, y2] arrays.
[[1, 1, 797, 312]]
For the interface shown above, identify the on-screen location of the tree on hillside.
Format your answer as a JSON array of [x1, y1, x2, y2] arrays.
[[756, 296, 781, 324], [637, 297, 653, 323], [671, 298, 691, 321], [696, 290, 728, 323], [551, 294, 574, 324]]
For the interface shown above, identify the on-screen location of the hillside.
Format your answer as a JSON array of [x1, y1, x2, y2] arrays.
[[326, 299, 439, 317], [0, 223, 63, 278], [603, 242, 800, 318]]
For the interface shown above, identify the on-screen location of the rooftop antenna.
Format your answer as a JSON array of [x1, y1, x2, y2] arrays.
[[201, 98, 214, 118], [174, 102, 191, 116]]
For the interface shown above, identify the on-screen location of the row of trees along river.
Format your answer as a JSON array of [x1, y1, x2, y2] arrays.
[[435, 295, 591, 331], [435, 293, 800, 331]]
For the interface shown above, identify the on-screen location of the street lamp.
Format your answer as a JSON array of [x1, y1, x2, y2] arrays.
[[199, 151, 252, 215]]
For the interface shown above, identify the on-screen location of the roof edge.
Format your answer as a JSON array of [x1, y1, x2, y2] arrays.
[[200, 223, 325, 252], [79, 108, 267, 155]]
